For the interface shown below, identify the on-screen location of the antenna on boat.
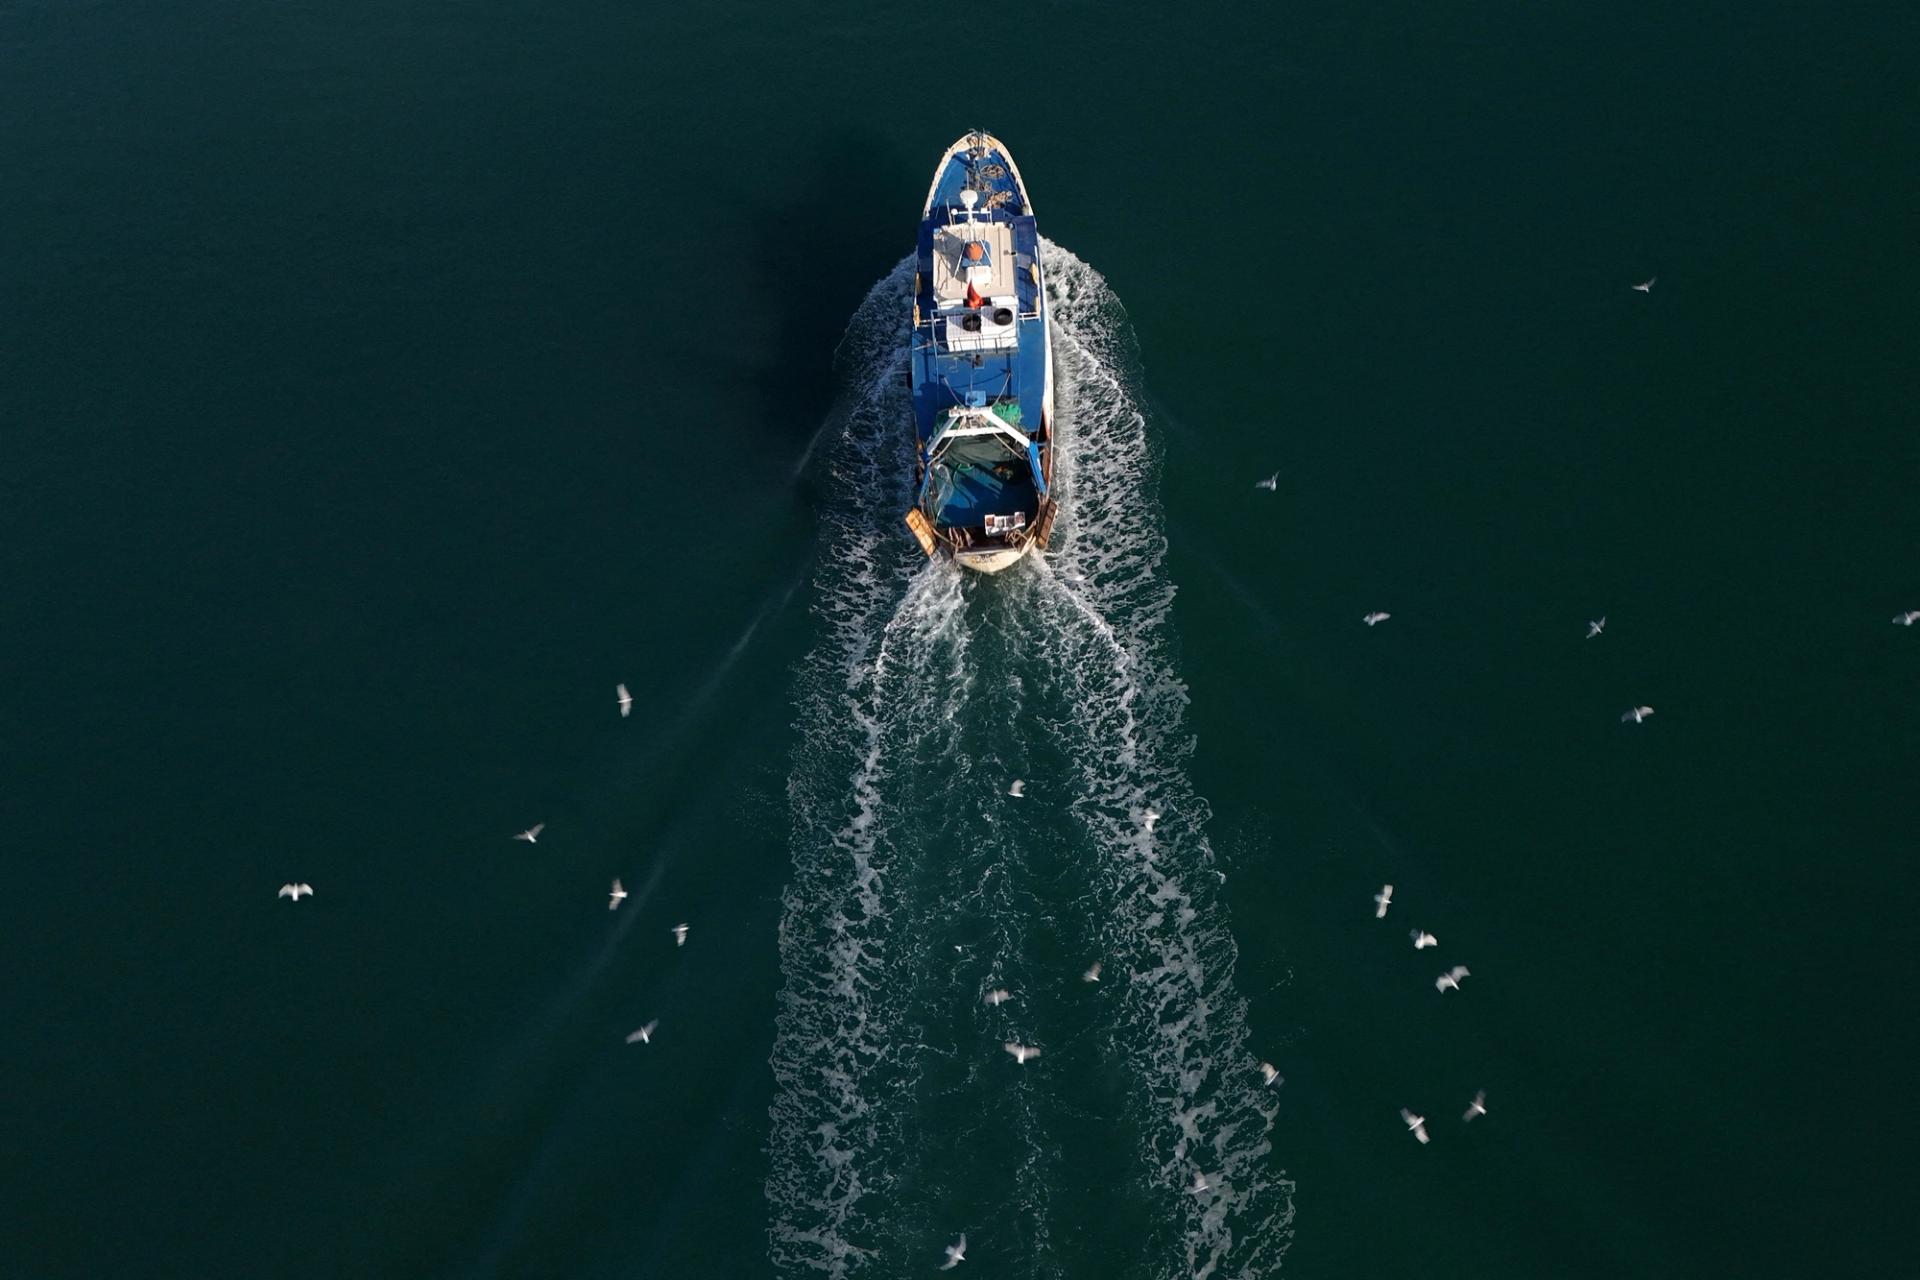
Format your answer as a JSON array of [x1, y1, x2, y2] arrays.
[[961, 127, 987, 220]]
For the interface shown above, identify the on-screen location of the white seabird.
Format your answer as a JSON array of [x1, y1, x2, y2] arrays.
[[1410, 930, 1437, 949], [616, 682, 632, 718], [1142, 808, 1161, 833], [1190, 1170, 1212, 1194], [1374, 884, 1394, 919], [1436, 965, 1470, 993], [608, 879, 627, 910], [1082, 961, 1102, 983], [1363, 611, 1391, 627], [1401, 1107, 1430, 1144], [1003, 1042, 1041, 1065], [671, 922, 689, 947], [1587, 615, 1607, 639], [625, 1020, 658, 1045], [1894, 611, 1920, 626], [941, 1233, 967, 1270], [1464, 1089, 1488, 1121], [277, 883, 314, 901], [513, 823, 545, 844], [1008, 779, 1025, 797], [1621, 705, 1654, 724], [1255, 472, 1279, 491], [983, 988, 1011, 1007], [1632, 277, 1656, 293], [1260, 1061, 1283, 1087]]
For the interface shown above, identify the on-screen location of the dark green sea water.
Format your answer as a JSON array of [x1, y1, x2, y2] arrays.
[[6, 2, 1917, 1276]]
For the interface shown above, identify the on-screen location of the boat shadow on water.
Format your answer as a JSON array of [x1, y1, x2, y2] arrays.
[[677, 130, 921, 492]]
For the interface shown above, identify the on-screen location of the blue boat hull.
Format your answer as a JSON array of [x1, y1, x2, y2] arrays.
[[904, 132, 1055, 573]]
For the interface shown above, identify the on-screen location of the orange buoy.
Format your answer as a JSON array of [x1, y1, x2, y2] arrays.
[[965, 242, 985, 261], [965, 282, 984, 309]]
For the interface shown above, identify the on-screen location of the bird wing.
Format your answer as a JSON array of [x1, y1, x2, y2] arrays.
[[1452, 966, 1470, 979], [529, 823, 545, 837], [278, 885, 293, 897], [298, 884, 313, 896]]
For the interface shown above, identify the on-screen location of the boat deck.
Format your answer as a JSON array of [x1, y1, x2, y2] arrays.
[[933, 462, 1038, 529], [911, 209, 1045, 444]]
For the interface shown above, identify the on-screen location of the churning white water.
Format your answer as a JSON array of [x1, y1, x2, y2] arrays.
[[767, 248, 1294, 1278]]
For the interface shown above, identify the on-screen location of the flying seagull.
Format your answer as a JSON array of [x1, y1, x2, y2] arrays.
[[1632, 277, 1656, 293], [1894, 611, 1920, 626], [616, 683, 632, 717], [608, 879, 627, 910], [1410, 930, 1437, 949], [1464, 1089, 1488, 1122], [1374, 884, 1394, 919], [1363, 611, 1391, 627], [1003, 1042, 1041, 1065], [1401, 1107, 1430, 1144], [1082, 961, 1102, 983], [941, 1233, 967, 1270], [1255, 472, 1279, 491], [1190, 1170, 1212, 1194], [277, 883, 313, 901], [1260, 1061, 1283, 1087], [1142, 808, 1161, 833], [671, 922, 689, 947], [1587, 615, 1607, 639], [1621, 705, 1654, 724], [983, 988, 1011, 1007], [1436, 965, 1471, 993], [513, 823, 545, 844], [625, 1020, 658, 1045], [1008, 779, 1025, 797]]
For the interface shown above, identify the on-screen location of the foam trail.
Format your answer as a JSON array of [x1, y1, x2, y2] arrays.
[[766, 249, 1293, 1277], [1031, 242, 1295, 1276], [766, 259, 950, 1275]]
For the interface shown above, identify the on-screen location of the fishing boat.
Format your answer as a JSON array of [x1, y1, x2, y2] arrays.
[[903, 131, 1055, 573]]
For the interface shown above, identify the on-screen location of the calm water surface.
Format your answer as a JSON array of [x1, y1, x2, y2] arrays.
[[4, 1, 1916, 1276]]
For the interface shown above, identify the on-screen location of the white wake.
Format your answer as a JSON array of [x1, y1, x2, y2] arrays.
[[766, 248, 1294, 1278]]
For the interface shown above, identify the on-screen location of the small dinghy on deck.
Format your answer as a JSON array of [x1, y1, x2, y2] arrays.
[[904, 131, 1056, 574]]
